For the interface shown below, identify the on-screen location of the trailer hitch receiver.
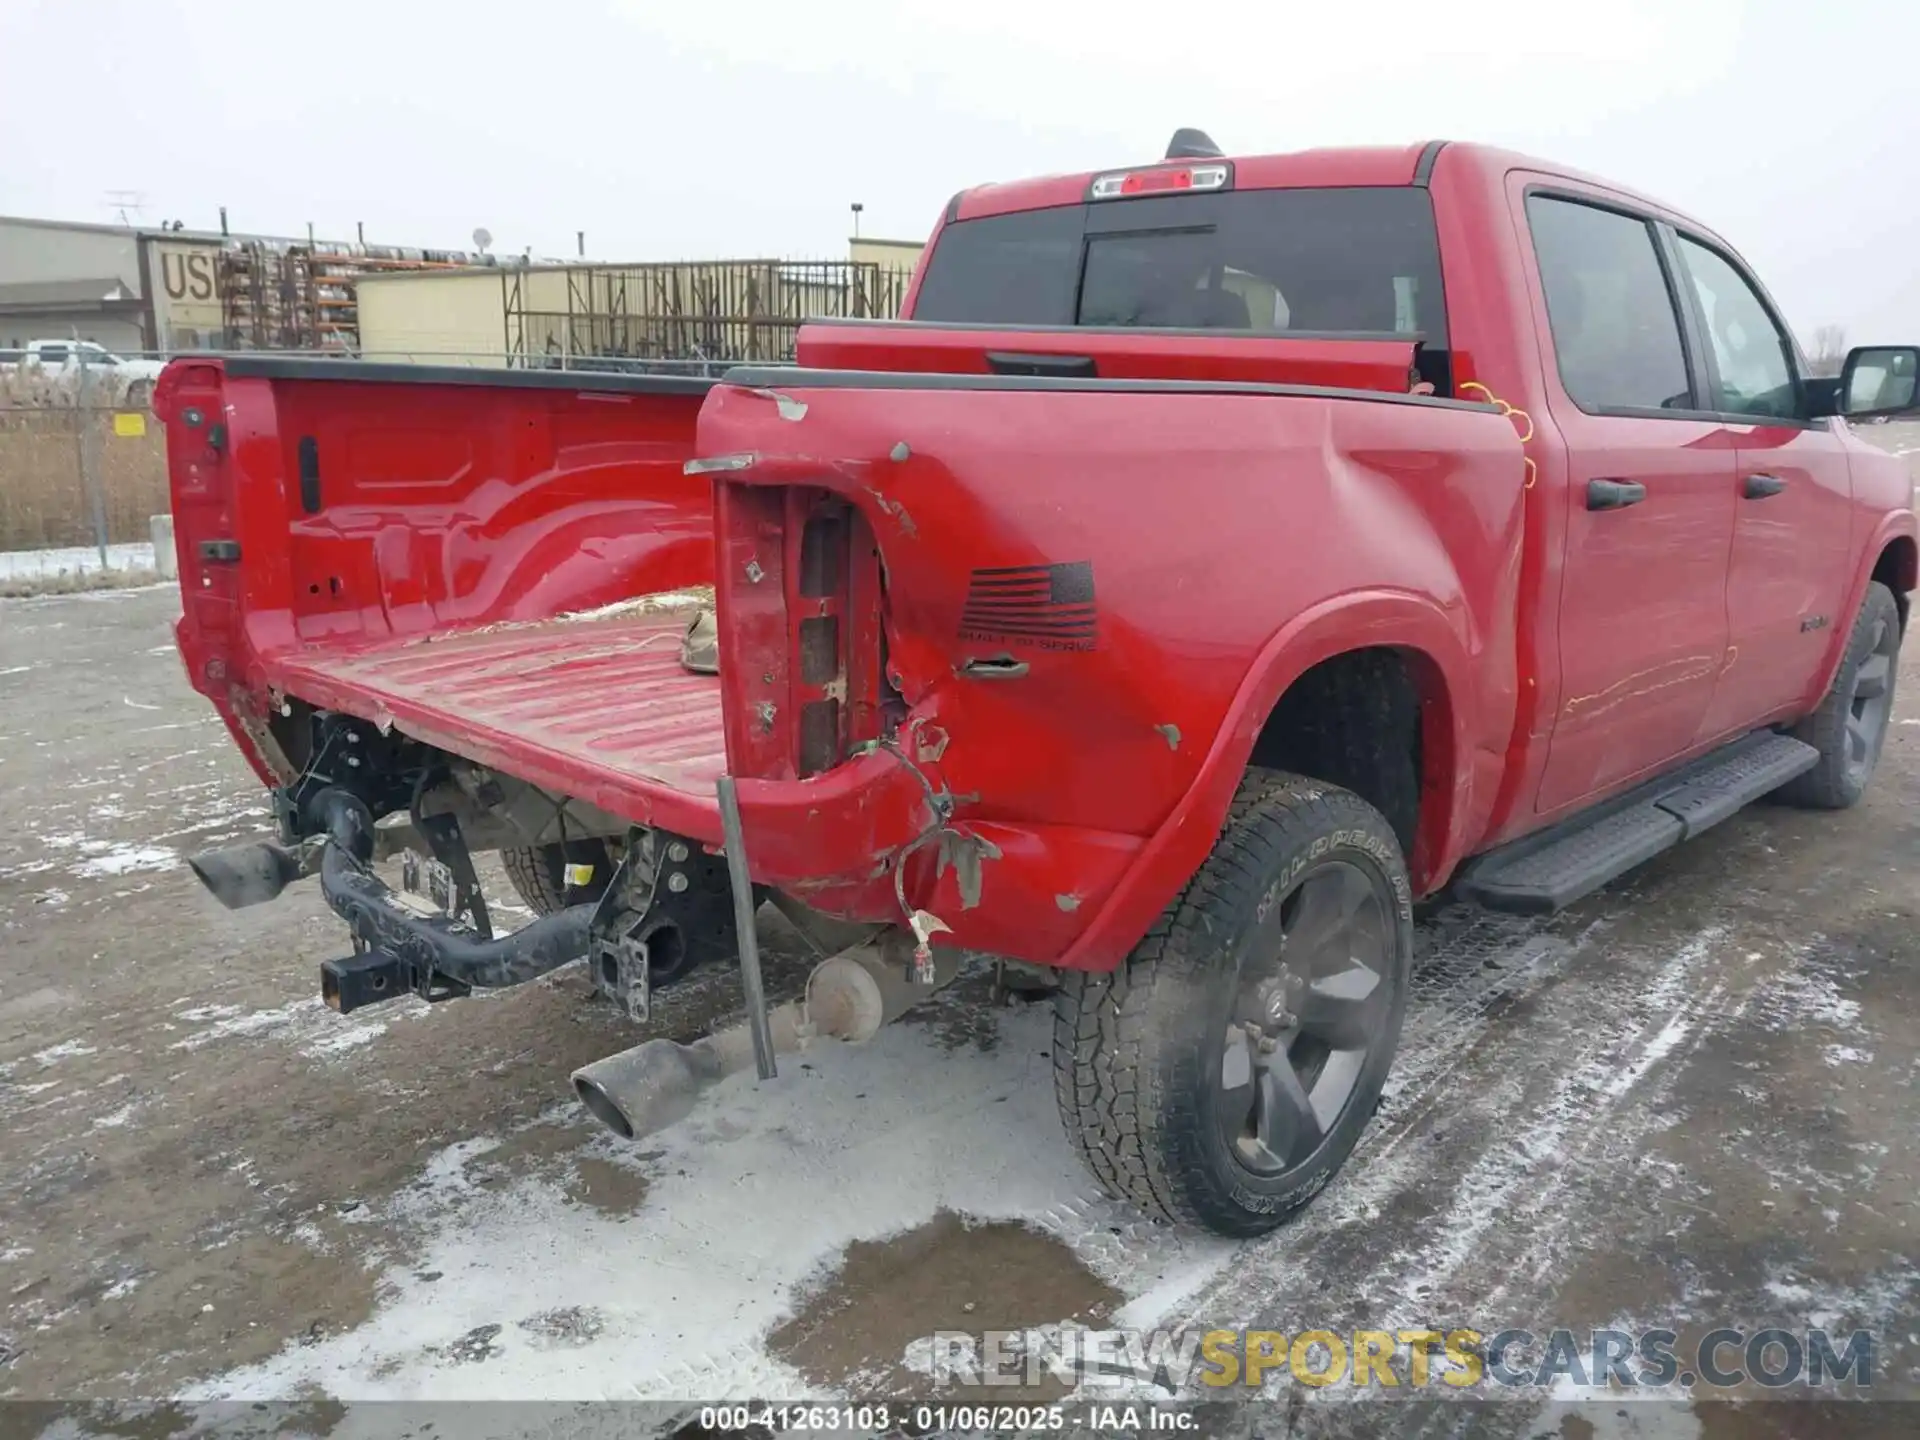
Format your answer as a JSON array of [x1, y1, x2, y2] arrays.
[[321, 947, 473, 1015]]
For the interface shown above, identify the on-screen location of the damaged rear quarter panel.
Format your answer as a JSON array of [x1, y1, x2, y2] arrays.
[[697, 380, 1524, 967]]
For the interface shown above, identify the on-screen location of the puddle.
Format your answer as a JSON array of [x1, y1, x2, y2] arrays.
[[768, 1209, 1121, 1398]]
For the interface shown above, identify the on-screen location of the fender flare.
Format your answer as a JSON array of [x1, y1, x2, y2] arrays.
[[1813, 511, 1919, 704], [1054, 588, 1481, 973]]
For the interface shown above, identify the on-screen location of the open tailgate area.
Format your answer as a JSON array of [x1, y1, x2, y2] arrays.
[[156, 357, 726, 832], [266, 607, 727, 839]]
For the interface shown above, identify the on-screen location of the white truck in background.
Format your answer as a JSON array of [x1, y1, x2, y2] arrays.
[[0, 339, 166, 408]]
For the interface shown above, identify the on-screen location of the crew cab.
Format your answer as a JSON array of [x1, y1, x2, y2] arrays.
[[159, 137, 1919, 1236]]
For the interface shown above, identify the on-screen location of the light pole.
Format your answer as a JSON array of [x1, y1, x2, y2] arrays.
[[851, 202, 863, 240]]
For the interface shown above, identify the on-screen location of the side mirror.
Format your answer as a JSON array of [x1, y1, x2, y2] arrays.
[[1839, 345, 1920, 420]]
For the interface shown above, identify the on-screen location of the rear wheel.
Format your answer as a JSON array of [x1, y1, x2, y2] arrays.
[[501, 838, 614, 915], [1052, 771, 1412, 1236], [1778, 581, 1902, 810]]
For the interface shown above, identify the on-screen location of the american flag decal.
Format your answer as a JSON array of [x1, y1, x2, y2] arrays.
[[958, 561, 1097, 649]]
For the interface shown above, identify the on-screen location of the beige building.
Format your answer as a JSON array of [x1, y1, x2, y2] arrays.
[[356, 267, 514, 366], [849, 236, 924, 272]]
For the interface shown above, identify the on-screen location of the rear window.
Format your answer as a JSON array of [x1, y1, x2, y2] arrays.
[[913, 186, 1447, 343]]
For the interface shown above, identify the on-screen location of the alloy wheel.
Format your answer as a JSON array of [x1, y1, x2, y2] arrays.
[[1217, 859, 1394, 1178], [1844, 612, 1900, 785]]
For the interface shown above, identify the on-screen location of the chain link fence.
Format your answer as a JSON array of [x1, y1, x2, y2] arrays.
[[0, 352, 168, 584]]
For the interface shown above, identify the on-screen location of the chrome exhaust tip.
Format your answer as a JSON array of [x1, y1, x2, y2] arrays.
[[572, 1039, 724, 1141]]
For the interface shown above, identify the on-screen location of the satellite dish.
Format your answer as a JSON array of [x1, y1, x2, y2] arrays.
[[472, 227, 493, 254]]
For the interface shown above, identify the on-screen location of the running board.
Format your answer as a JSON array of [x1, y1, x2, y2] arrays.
[[1457, 732, 1818, 914]]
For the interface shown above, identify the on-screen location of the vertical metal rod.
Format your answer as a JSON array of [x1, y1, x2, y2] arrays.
[[73, 342, 108, 570], [715, 775, 777, 1080]]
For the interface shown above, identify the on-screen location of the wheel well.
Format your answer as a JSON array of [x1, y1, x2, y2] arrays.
[[1872, 537, 1916, 630], [1248, 648, 1437, 866]]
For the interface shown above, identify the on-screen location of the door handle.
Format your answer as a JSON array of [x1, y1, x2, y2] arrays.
[[1742, 473, 1786, 499], [1586, 478, 1647, 511]]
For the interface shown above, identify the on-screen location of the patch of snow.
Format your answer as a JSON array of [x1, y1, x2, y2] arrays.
[[72, 843, 177, 878], [1750, 964, 1864, 1034], [0, 540, 156, 581], [1599, 1007, 1697, 1098], [301, 1021, 388, 1058], [102, 1275, 143, 1300], [292, 1222, 332, 1254], [33, 1040, 97, 1066], [899, 1333, 958, 1378], [1110, 1255, 1231, 1331], [169, 998, 324, 1051], [91, 1102, 138, 1130], [170, 995, 424, 1056], [175, 1003, 245, 1023], [1385, 928, 1723, 1313], [188, 1005, 1219, 1403], [1823, 1044, 1873, 1067]]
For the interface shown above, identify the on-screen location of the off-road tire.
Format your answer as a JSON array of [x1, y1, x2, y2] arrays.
[[501, 838, 614, 915], [1777, 581, 1902, 810], [1052, 770, 1413, 1236]]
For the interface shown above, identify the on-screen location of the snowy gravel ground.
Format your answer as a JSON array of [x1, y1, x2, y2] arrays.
[[4, 549, 1918, 1436]]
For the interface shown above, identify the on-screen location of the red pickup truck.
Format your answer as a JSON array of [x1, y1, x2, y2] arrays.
[[161, 136, 1918, 1237]]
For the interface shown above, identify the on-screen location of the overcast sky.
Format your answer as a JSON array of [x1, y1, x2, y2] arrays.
[[4, 0, 1915, 342]]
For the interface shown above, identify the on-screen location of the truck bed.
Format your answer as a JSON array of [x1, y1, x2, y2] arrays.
[[266, 609, 727, 839], [157, 356, 726, 836]]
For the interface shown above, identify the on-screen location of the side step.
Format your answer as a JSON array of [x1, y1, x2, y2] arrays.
[[1457, 731, 1818, 914]]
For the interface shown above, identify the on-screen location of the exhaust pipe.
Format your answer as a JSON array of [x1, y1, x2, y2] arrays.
[[187, 841, 305, 910], [572, 943, 961, 1143]]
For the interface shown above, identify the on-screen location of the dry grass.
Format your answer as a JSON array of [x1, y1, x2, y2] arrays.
[[0, 566, 159, 600], [0, 406, 168, 551]]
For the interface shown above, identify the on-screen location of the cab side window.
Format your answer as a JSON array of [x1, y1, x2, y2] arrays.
[[1674, 237, 1799, 419], [1527, 195, 1694, 414]]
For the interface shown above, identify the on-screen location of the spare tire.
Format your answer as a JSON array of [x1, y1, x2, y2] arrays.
[[501, 838, 614, 915]]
